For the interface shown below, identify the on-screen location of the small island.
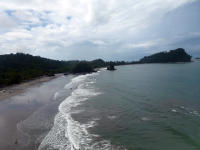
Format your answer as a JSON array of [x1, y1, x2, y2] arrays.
[[107, 63, 116, 71]]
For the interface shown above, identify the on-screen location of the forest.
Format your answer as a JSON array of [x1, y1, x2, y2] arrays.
[[139, 48, 192, 63], [0, 53, 130, 85], [0, 48, 192, 86]]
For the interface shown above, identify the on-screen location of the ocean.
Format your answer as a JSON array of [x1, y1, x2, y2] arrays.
[[18, 61, 200, 150]]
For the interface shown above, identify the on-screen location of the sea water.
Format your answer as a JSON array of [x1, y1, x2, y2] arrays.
[[20, 61, 200, 150]]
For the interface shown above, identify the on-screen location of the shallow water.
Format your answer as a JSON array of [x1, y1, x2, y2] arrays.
[[0, 75, 74, 150]]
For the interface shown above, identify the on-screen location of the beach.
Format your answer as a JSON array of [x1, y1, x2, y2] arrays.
[[0, 74, 62, 102], [0, 67, 104, 150], [0, 74, 74, 150]]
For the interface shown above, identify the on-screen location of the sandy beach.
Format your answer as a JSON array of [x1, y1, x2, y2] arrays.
[[0, 69, 104, 102], [0, 74, 62, 102], [0, 70, 103, 150], [0, 74, 75, 150]]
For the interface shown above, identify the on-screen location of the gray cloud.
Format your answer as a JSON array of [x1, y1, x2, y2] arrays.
[[0, 0, 199, 60], [0, 12, 18, 30]]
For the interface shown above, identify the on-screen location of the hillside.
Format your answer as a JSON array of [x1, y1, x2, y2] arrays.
[[0, 53, 129, 85], [0, 48, 192, 86], [0, 53, 79, 85], [139, 48, 192, 63]]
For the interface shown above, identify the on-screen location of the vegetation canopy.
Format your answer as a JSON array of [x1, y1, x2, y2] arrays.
[[0, 54, 130, 86], [73, 62, 93, 73], [107, 62, 116, 70], [0, 48, 192, 86], [139, 48, 192, 63]]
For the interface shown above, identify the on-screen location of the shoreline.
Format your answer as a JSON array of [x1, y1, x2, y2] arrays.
[[0, 70, 105, 149], [0, 68, 104, 103], [0, 74, 62, 102], [0, 74, 74, 150]]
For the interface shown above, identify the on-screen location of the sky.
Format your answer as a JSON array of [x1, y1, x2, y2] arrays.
[[0, 0, 200, 61]]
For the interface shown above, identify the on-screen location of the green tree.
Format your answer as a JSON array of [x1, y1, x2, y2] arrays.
[[73, 62, 93, 73], [110, 63, 115, 70]]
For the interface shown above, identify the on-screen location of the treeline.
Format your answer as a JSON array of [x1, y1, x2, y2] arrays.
[[139, 48, 192, 63], [0, 53, 79, 85], [0, 53, 130, 85], [90, 58, 134, 69], [72, 59, 133, 73], [0, 48, 192, 86]]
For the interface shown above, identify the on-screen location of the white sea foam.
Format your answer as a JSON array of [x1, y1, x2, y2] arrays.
[[38, 112, 71, 150], [39, 73, 113, 150], [172, 109, 177, 112], [66, 114, 125, 149], [67, 114, 99, 149], [71, 74, 92, 83], [141, 117, 151, 121], [91, 140, 127, 150], [17, 102, 57, 147], [108, 116, 116, 119], [54, 90, 63, 100], [174, 105, 200, 117], [59, 81, 101, 149]]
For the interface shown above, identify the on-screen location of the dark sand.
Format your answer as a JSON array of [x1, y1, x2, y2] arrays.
[[0, 74, 74, 150], [0, 75, 62, 102]]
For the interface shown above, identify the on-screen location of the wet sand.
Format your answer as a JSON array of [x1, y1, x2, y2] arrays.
[[0, 67, 107, 102], [0, 70, 104, 150], [0, 74, 62, 102], [0, 74, 74, 150]]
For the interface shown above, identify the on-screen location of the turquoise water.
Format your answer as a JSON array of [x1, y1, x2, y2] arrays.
[[37, 62, 200, 150]]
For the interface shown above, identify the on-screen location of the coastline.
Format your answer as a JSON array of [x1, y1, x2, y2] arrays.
[[0, 63, 199, 149], [0, 74, 62, 102], [0, 69, 104, 149], [0, 68, 105, 149], [0, 67, 104, 102], [0, 74, 75, 150]]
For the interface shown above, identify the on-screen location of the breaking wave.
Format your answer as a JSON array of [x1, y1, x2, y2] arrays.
[[39, 72, 119, 150]]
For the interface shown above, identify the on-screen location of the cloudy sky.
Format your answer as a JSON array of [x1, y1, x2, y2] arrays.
[[0, 0, 200, 61]]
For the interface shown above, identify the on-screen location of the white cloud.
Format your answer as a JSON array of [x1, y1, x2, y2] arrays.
[[12, 10, 31, 21], [0, 0, 199, 60], [90, 40, 106, 45], [0, 11, 18, 29], [189, 31, 200, 36], [5, 31, 33, 39], [128, 42, 156, 48]]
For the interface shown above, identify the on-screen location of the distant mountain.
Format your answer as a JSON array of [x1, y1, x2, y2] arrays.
[[139, 48, 192, 63]]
